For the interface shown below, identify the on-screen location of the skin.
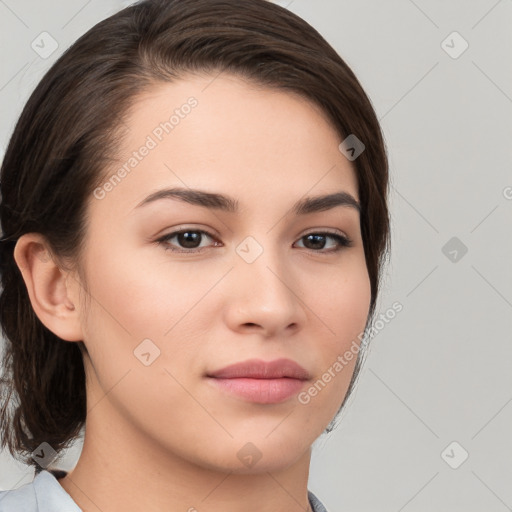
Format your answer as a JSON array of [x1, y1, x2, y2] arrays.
[[14, 72, 371, 512]]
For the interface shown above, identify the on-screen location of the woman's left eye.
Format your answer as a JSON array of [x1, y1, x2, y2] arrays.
[[155, 229, 353, 254]]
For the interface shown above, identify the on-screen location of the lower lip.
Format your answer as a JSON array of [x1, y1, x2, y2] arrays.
[[208, 377, 306, 404]]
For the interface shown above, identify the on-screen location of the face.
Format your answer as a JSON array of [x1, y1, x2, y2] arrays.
[[73, 72, 371, 473]]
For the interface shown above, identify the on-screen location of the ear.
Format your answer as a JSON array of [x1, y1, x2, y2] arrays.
[[13, 232, 84, 342]]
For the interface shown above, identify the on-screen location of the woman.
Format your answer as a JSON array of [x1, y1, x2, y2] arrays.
[[0, 0, 390, 510]]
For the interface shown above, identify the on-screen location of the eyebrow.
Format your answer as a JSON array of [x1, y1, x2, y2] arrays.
[[134, 187, 361, 215]]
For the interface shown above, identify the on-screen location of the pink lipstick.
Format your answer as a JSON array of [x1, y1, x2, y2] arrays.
[[207, 358, 310, 404]]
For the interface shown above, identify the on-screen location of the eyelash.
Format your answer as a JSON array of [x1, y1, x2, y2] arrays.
[[155, 228, 353, 254]]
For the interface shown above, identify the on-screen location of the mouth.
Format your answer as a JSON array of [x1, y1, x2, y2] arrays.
[[206, 358, 310, 404]]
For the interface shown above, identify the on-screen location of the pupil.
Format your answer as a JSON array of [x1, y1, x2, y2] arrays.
[[179, 231, 200, 248], [306, 234, 325, 249]]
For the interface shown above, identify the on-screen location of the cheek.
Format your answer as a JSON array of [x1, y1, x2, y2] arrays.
[[301, 256, 370, 406], [82, 239, 197, 338], [79, 240, 218, 393], [77, 245, 208, 425], [313, 254, 371, 345]]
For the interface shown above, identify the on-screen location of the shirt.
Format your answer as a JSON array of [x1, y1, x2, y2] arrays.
[[0, 469, 329, 511]]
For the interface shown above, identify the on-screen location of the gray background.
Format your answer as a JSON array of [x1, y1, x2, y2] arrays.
[[1, 1, 511, 510]]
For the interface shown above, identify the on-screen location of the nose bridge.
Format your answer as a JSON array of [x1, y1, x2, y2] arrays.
[[236, 233, 290, 294], [227, 233, 303, 332]]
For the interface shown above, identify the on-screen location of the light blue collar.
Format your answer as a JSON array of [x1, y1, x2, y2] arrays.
[[1, 470, 329, 512]]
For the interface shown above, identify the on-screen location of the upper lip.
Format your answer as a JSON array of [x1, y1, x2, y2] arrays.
[[207, 358, 310, 380]]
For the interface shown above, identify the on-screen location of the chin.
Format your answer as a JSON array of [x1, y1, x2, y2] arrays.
[[206, 433, 313, 474], [209, 451, 307, 475]]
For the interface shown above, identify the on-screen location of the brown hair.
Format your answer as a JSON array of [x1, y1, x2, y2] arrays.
[[0, 0, 390, 471]]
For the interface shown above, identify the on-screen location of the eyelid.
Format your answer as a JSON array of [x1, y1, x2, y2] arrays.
[[302, 227, 348, 238], [154, 224, 221, 240]]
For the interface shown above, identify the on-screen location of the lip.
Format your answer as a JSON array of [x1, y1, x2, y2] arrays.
[[206, 358, 310, 404], [207, 358, 310, 380]]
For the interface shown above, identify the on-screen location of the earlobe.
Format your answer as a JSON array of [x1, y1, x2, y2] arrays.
[[13, 233, 84, 342]]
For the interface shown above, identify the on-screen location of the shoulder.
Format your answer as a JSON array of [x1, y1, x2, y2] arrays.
[[1, 473, 326, 512], [0, 469, 81, 512], [308, 489, 330, 512], [0, 474, 38, 511]]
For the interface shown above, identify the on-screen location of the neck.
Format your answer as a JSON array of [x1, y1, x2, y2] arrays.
[[58, 407, 313, 512]]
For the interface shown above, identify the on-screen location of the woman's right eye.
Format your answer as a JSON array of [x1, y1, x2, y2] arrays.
[[156, 229, 220, 253]]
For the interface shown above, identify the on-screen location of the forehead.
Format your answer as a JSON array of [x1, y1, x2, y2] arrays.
[[92, 72, 359, 218]]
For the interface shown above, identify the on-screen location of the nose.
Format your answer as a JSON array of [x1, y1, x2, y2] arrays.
[[222, 239, 307, 338]]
